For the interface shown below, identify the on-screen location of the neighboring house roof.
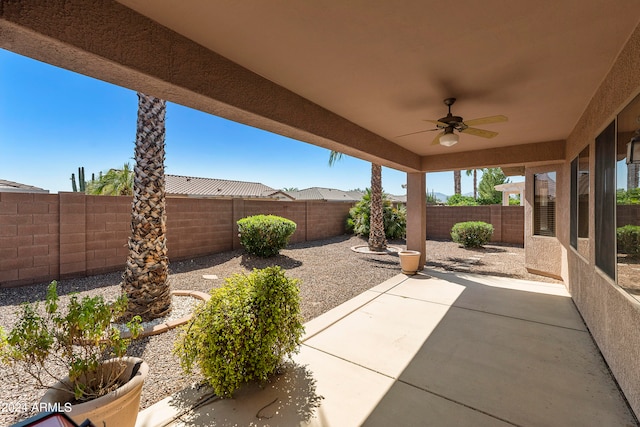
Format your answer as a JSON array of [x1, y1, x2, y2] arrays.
[[387, 194, 407, 203], [286, 187, 361, 201], [166, 175, 286, 199], [0, 179, 49, 193], [286, 187, 407, 203]]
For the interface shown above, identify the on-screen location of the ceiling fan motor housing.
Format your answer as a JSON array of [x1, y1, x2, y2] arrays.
[[437, 115, 467, 131]]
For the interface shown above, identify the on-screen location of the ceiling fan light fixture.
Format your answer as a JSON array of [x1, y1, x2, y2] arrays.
[[439, 130, 459, 147]]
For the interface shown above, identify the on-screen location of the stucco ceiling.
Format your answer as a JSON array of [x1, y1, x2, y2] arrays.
[[116, 0, 640, 158]]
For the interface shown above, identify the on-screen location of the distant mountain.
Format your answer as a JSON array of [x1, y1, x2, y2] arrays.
[[429, 192, 449, 202], [428, 192, 474, 202]]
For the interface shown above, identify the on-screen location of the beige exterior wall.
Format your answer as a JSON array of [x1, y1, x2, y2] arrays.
[[560, 22, 640, 417], [524, 165, 565, 280]]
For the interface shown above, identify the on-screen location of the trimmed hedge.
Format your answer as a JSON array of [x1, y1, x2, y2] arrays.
[[617, 225, 640, 257], [237, 215, 296, 257], [174, 266, 304, 397], [451, 221, 494, 248]]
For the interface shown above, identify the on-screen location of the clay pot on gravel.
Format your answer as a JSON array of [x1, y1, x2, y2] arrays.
[[40, 357, 148, 427], [398, 250, 422, 275]]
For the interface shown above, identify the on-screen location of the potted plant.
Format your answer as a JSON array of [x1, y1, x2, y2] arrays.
[[0, 281, 146, 427]]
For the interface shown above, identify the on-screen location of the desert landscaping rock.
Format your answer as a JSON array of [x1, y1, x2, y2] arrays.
[[0, 235, 559, 425]]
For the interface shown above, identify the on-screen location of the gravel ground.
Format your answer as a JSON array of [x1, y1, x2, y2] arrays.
[[0, 236, 559, 425]]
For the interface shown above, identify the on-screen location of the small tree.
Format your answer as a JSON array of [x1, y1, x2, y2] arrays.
[[87, 163, 134, 196], [346, 189, 406, 239], [478, 168, 509, 204]]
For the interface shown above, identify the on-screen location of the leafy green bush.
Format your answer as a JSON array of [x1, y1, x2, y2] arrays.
[[617, 225, 640, 257], [346, 189, 407, 239], [237, 215, 297, 257], [0, 281, 141, 401], [617, 188, 640, 205], [174, 266, 304, 397], [446, 194, 479, 206], [451, 221, 494, 248]]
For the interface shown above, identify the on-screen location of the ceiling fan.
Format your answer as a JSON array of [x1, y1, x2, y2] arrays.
[[398, 98, 507, 147]]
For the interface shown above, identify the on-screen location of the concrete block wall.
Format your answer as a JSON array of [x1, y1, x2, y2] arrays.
[[241, 200, 309, 244], [0, 193, 352, 288], [167, 198, 234, 260], [306, 201, 353, 241], [500, 206, 526, 244], [0, 192, 60, 286], [617, 205, 640, 227], [425, 205, 524, 245], [1, 193, 527, 288], [85, 195, 131, 276]]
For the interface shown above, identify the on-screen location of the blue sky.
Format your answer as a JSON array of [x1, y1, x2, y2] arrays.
[[1, 48, 496, 197]]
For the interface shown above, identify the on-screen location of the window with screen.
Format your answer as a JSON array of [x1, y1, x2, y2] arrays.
[[571, 147, 590, 252], [616, 92, 640, 301], [534, 172, 556, 237], [577, 147, 590, 239], [595, 121, 616, 280]]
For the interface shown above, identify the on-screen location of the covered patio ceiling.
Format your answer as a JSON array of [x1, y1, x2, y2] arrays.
[[2, 1, 640, 172]]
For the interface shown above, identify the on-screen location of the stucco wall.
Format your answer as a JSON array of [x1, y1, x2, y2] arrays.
[[524, 165, 565, 280], [563, 20, 640, 418]]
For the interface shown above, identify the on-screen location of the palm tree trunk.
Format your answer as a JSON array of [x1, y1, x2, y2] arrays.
[[369, 163, 387, 251], [473, 169, 478, 199], [454, 170, 461, 195], [122, 93, 171, 321]]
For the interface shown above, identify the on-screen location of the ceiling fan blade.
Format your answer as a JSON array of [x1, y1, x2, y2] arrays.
[[463, 115, 508, 127], [431, 131, 445, 145], [461, 127, 499, 138], [423, 119, 449, 127], [395, 128, 438, 138]]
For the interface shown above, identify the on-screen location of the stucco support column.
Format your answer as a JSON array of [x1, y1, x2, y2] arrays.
[[406, 172, 426, 268]]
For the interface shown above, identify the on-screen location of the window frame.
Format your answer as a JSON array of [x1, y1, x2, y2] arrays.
[[533, 171, 557, 237]]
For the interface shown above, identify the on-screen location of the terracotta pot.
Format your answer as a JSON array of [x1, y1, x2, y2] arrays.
[[399, 250, 422, 275], [40, 357, 148, 427]]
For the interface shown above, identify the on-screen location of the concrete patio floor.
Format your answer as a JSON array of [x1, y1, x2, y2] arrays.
[[135, 269, 638, 427]]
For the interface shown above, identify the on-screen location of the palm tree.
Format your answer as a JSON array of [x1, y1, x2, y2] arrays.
[[328, 151, 387, 251], [466, 169, 478, 199], [87, 163, 134, 195], [454, 170, 462, 195], [121, 93, 171, 321], [368, 163, 387, 251]]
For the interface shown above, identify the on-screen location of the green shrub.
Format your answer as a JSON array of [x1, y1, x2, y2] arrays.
[[0, 281, 142, 401], [346, 189, 407, 239], [451, 221, 494, 248], [237, 215, 296, 257], [617, 225, 640, 257], [617, 188, 640, 205], [446, 194, 479, 206], [174, 266, 304, 397]]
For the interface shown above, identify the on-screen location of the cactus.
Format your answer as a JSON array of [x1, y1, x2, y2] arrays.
[[70, 167, 88, 192], [78, 167, 86, 192]]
